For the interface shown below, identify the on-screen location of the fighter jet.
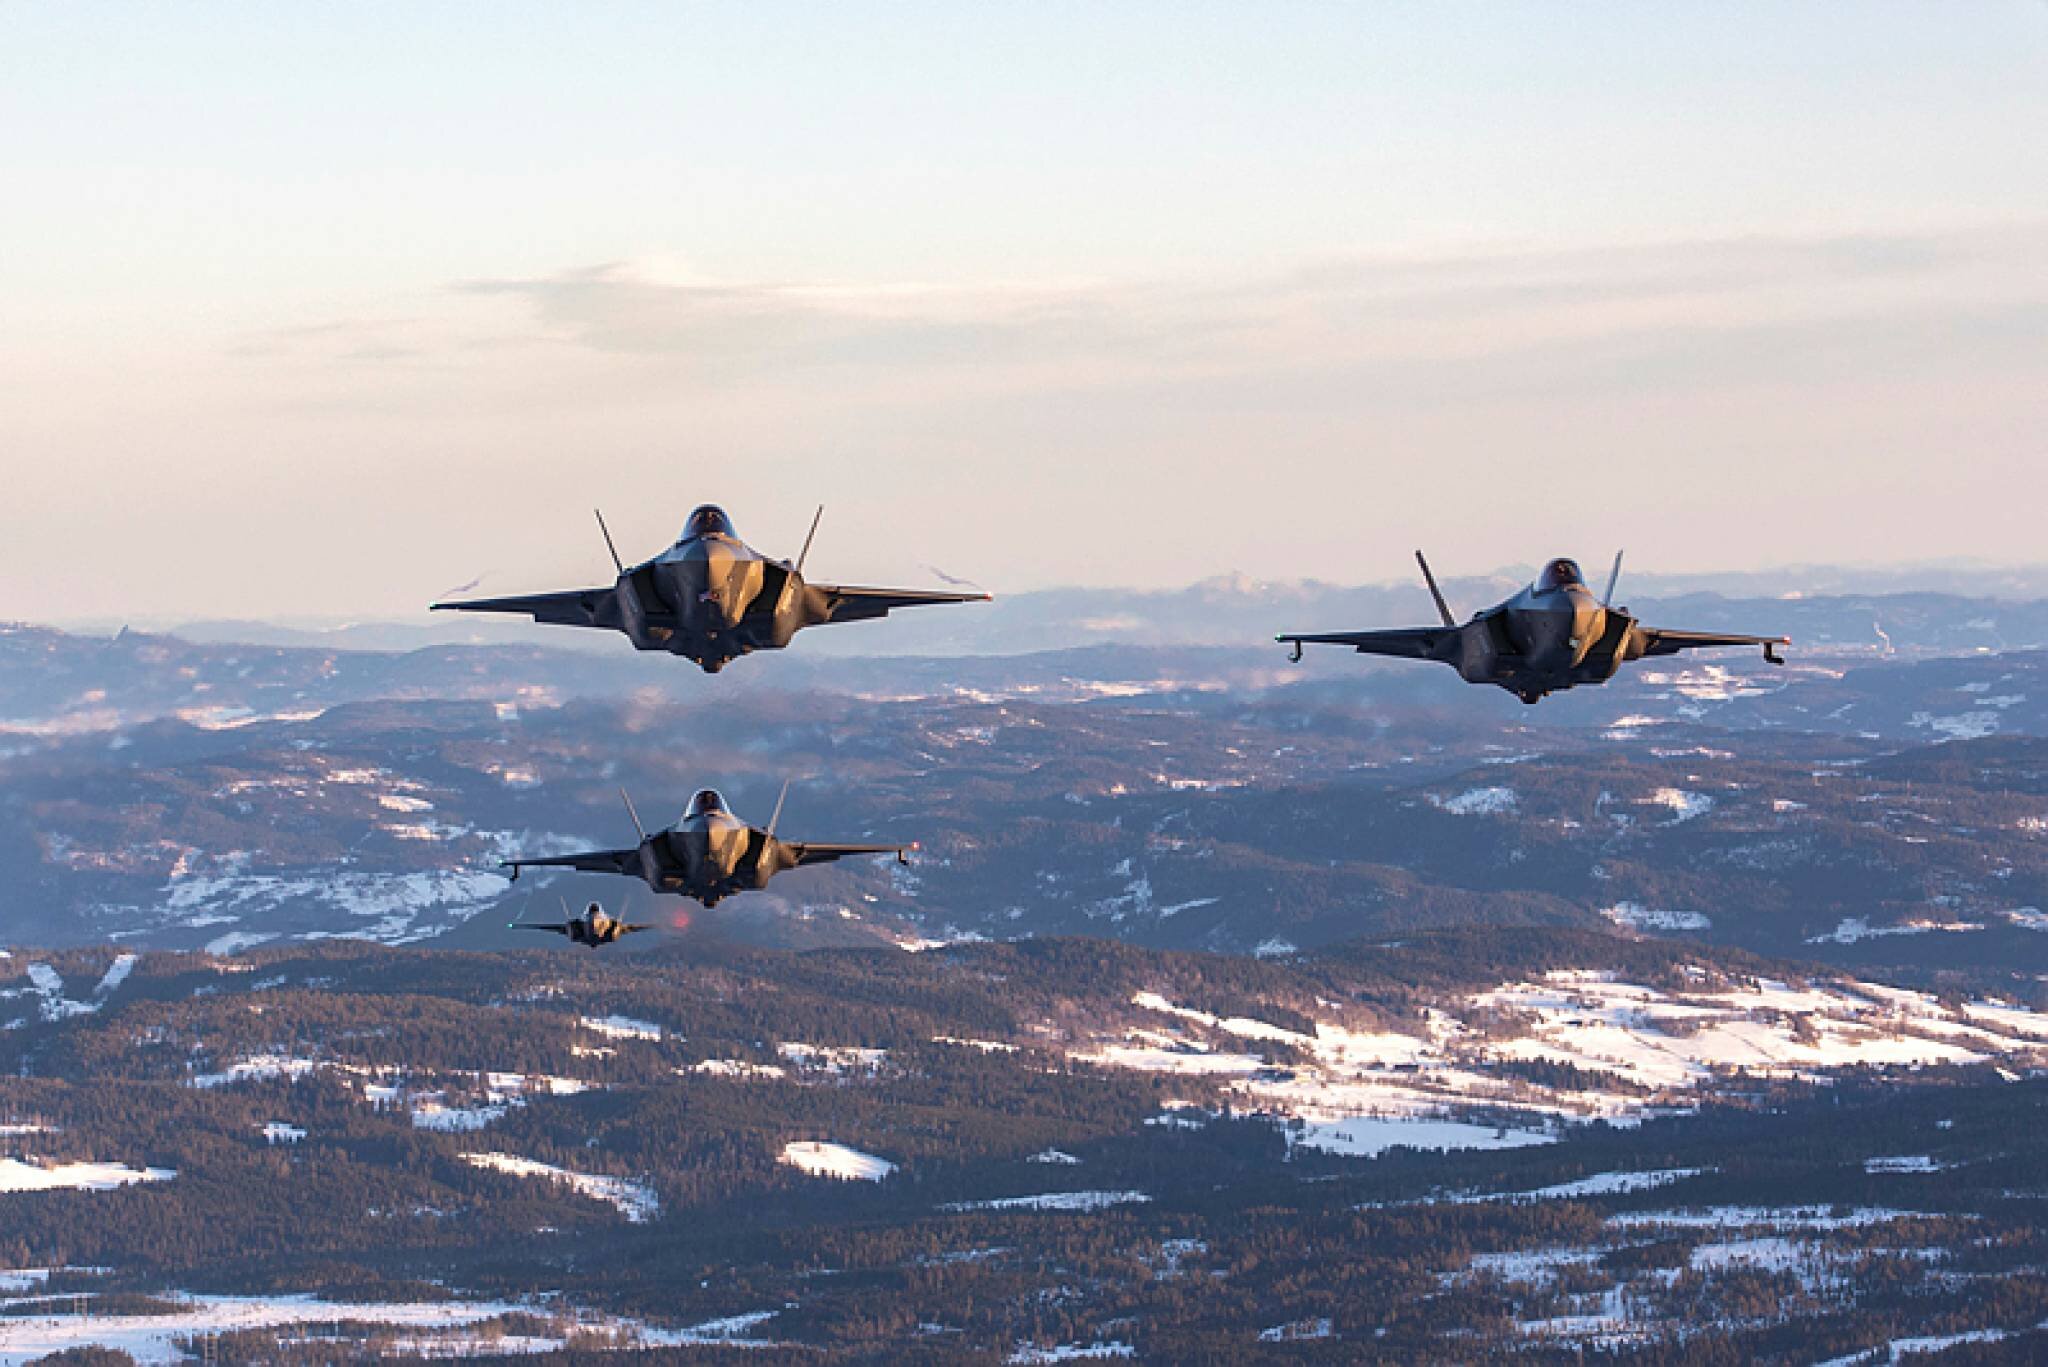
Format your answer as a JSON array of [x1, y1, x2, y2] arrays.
[[432, 504, 989, 673], [511, 899, 652, 949], [1277, 552, 1788, 704], [501, 786, 914, 908]]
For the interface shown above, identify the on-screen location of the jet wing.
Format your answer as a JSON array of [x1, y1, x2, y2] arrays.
[[1638, 628, 1788, 663], [1276, 627, 1452, 660], [785, 841, 911, 868], [501, 848, 641, 881], [513, 922, 574, 937], [815, 583, 991, 625], [432, 587, 610, 628]]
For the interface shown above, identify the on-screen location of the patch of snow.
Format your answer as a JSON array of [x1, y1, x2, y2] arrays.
[[944, 1190, 1152, 1213], [1909, 710, 2001, 741], [580, 1014, 663, 1041], [1608, 1205, 1924, 1231], [931, 1035, 1019, 1053], [1510, 1168, 1703, 1200], [779, 1141, 896, 1182], [1643, 788, 1714, 822], [690, 1059, 789, 1080], [1429, 786, 1517, 817], [93, 954, 137, 996], [1258, 1318, 1334, 1342], [1293, 1116, 1556, 1158], [1075, 1044, 1266, 1076], [188, 1055, 323, 1089], [776, 1042, 888, 1073], [412, 1103, 509, 1132], [0, 1157, 174, 1191], [1464, 1248, 1604, 1285], [0, 1291, 695, 1363], [1806, 917, 1985, 945], [1865, 1155, 1947, 1174], [657, 1309, 785, 1346], [1602, 902, 1711, 933], [259, 1123, 305, 1145], [1009, 1343, 1135, 1363], [1028, 1149, 1082, 1165], [204, 931, 278, 956], [461, 1152, 658, 1223]]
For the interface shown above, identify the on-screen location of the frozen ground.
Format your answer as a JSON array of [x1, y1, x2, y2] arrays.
[[0, 1158, 172, 1193], [0, 1291, 707, 1363], [779, 1141, 896, 1182], [461, 1153, 658, 1223], [1070, 972, 2048, 1142]]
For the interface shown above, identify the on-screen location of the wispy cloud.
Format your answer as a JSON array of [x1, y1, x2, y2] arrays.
[[395, 227, 2044, 400]]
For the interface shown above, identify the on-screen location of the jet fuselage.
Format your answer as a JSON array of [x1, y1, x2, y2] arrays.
[[563, 905, 633, 947], [619, 790, 799, 907], [615, 522, 810, 672], [1278, 554, 1786, 704]]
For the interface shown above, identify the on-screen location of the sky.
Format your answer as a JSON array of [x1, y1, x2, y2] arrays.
[[2, 2, 2046, 622]]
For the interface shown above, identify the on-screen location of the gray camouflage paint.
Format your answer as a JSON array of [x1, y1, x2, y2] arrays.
[[503, 787, 912, 909], [1278, 554, 1788, 703], [433, 505, 989, 672]]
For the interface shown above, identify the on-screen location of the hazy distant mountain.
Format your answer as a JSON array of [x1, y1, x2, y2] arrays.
[[46, 560, 2048, 658]]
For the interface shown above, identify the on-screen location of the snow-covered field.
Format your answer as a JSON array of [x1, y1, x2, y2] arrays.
[[943, 1191, 1152, 1213], [461, 1152, 658, 1223], [580, 1014, 663, 1041], [188, 1055, 599, 1134], [779, 1141, 896, 1182], [1601, 903, 1711, 933], [776, 1042, 889, 1073], [1293, 1116, 1554, 1158], [1009, 1341, 1136, 1362], [1429, 786, 1517, 816], [1070, 971, 2048, 1144], [0, 1158, 173, 1193], [0, 1291, 714, 1363]]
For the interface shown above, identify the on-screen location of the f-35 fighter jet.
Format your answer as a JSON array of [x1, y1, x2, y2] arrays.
[[502, 786, 913, 908], [512, 899, 651, 948], [1278, 552, 1788, 704], [433, 504, 989, 672]]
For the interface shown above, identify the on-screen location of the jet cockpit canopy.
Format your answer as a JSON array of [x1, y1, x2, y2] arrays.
[[1534, 558, 1586, 595], [682, 505, 737, 541]]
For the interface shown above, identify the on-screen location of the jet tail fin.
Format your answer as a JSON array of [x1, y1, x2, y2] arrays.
[[1415, 550, 1456, 627], [766, 778, 793, 839], [619, 787, 647, 841], [594, 509, 624, 575], [795, 505, 824, 577], [1603, 550, 1625, 607]]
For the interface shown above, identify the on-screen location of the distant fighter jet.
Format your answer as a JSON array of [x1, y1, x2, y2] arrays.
[[502, 786, 913, 908], [1278, 552, 1788, 704], [432, 504, 990, 672], [512, 899, 651, 948]]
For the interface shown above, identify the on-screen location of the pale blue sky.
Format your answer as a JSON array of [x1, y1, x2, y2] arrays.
[[3, 4, 2045, 618]]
